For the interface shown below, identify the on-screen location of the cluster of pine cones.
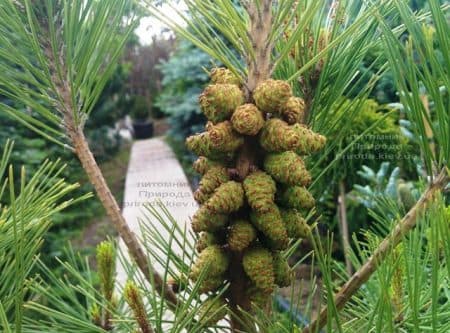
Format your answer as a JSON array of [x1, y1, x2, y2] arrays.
[[185, 68, 326, 324]]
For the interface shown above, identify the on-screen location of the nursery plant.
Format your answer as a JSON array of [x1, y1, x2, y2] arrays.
[[0, 1, 448, 333]]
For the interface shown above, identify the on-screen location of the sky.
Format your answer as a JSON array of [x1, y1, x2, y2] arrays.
[[135, 2, 187, 45]]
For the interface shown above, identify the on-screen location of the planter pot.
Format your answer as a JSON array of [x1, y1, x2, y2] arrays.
[[132, 120, 154, 139]]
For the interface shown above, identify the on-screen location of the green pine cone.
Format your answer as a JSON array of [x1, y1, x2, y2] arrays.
[[253, 79, 292, 114], [186, 132, 231, 160], [196, 232, 220, 253], [190, 245, 230, 280], [209, 121, 244, 152], [260, 118, 301, 152], [273, 253, 292, 287], [243, 171, 276, 213], [246, 285, 271, 309], [280, 209, 311, 238], [227, 220, 257, 252], [397, 181, 415, 211], [250, 205, 289, 250], [198, 298, 228, 326], [231, 104, 265, 136], [264, 151, 311, 186], [193, 157, 221, 175], [242, 247, 275, 294], [282, 96, 305, 124], [278, 186, 315, 210], [199, 84, 244, 123], [198, 275, 225, 293], [292, 124, 327, 155], [210, 67, 241, 85], [192, 205, 228, 233], [206, 181, 245, 213], [194, 166, 230, 204]]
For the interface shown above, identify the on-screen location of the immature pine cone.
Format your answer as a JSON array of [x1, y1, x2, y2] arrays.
[[205, 181, 245, 213], [280, 209, 311, 238], [260, 118, 301, 152], [277, 185, 315, 210], [196, 232, 220, 253], [264, 151, 311, 186], [193, 157, 220, 175], [292, 124, 327, 155], [194, 166, 229, 204], [250, 204, 289, 250], [227, 220, 257, 252], [231, 104, 265, 135], [253, 79, 292, 114], [273, 253, 292, 287], [282, 96, 305, 124], [199, 84, 244, 123], [186, 132, 230, 161], [190, 245, 230, 280], [191, 205, 228, 233], [243, 171, 277, 213], [243, 247, 275, 294], [209, 121, 244, 152], [210, 67, 241, 85], [198, 297, 228, 326]]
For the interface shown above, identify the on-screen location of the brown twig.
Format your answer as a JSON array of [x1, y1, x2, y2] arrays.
[[302, 168, 449, 333], [69, 127, 179, 310]]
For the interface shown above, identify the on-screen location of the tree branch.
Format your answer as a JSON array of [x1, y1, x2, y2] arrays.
[[41, 17, 180, 313], [302, 168, 449, 333]]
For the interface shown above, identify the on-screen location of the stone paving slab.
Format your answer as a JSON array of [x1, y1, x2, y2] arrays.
[[117, 137, 198, 285]]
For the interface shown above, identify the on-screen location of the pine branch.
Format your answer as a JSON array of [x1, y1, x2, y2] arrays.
[[302, 168, 449, 333], [35, 2, 181, 314]]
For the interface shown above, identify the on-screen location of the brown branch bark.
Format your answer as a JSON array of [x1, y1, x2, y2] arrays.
[[69, 127, 179, 309], [302, 168, 448, 333]]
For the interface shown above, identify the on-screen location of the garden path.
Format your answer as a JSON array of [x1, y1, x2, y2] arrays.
[[116, 137, 198, 285]]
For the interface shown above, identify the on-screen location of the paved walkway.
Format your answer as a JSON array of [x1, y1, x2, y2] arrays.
[[117, 137, 198, 285]]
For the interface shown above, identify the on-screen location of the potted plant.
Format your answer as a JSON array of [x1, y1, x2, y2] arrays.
[[130, 96, 154, 139]]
